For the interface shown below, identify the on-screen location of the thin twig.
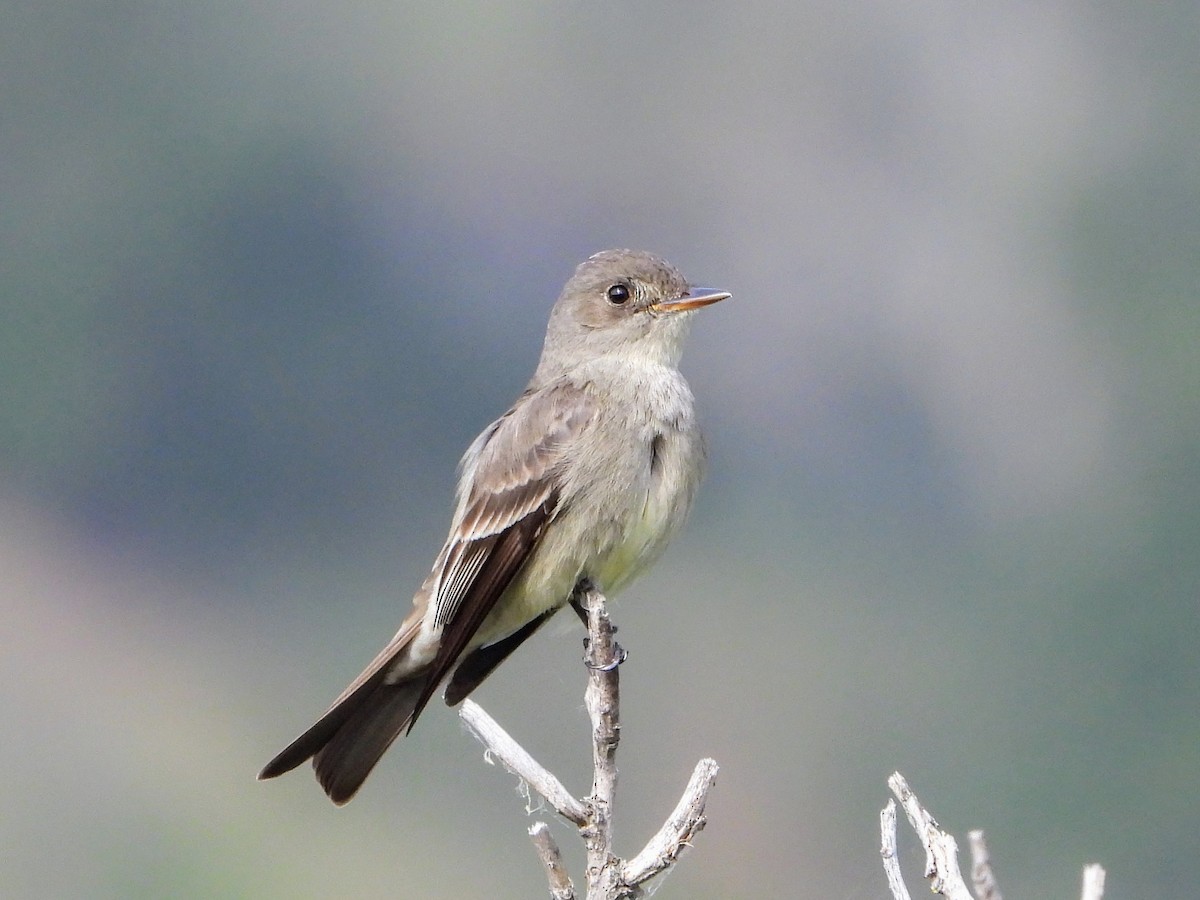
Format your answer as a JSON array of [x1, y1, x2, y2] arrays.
[[884, 773, 1108, 900], [880, 799, 912, 900], [968, 829, 1002, 900], [887, 773, 974, 900], [1081, 864, 1106, 900], [530, 822, 576, 900], [622, 758, 719, 884], [459, 699, 588, 826]]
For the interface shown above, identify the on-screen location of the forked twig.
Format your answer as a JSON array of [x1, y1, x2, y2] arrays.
[[460, 584, 718, 898]]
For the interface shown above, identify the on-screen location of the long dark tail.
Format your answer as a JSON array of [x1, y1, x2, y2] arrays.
[[259, 673, 431, 805], [259, 601, 558, 803]]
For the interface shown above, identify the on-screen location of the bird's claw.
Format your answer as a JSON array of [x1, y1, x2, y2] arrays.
[[585, 644, 628, 671]]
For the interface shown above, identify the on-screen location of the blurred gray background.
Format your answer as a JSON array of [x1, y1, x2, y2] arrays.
[[3, 3, 1197, 898]]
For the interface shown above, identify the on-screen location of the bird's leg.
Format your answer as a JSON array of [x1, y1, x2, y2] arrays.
[[569, 578, 593, 628]]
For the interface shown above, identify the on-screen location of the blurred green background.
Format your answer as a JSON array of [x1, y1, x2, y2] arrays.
[[3, 3, 1198, 898]]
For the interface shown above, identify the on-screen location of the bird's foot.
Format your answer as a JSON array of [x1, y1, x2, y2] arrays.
[[585, 644, 628, 671]]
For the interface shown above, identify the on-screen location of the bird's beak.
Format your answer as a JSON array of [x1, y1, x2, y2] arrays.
[[652, 288, 732, 314]]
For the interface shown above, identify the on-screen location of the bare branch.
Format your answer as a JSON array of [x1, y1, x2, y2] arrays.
[[460, 583, 717, 898], [622, 757, 719, 885], [1081, 864, 1106, 900], [968, 829, 1002, 900], [884, 773, 1109, 900], [459, 699, 588, 826], [579, 584, 625, 899], [887, 773, 974, 900], [880, 799, 912, 900], [530, 822, 576, 900]]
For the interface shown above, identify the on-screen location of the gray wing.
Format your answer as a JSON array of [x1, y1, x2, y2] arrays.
[[259, 380, 595, 801], [408, 379, 596, 717]]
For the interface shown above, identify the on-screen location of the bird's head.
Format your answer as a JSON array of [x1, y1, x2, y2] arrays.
[[536, 249, 729, 379]]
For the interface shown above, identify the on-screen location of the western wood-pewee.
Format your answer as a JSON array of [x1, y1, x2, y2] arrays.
[[259, 249, 729, 803]]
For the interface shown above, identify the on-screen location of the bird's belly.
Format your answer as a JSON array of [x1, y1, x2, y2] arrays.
[[479, 490, 673, 641], [478, 419, 698, 644], [590, 489, 677, 595]]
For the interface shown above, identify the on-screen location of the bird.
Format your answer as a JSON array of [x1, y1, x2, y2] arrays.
[[259, 249, 729, 804]]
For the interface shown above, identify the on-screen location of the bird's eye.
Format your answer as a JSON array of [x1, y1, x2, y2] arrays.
[[606, 283, 631, 305]]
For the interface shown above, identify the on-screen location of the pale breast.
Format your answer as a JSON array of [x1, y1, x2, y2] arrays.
[[589, 407, 703, 595], [477, 360, 703, 642]]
